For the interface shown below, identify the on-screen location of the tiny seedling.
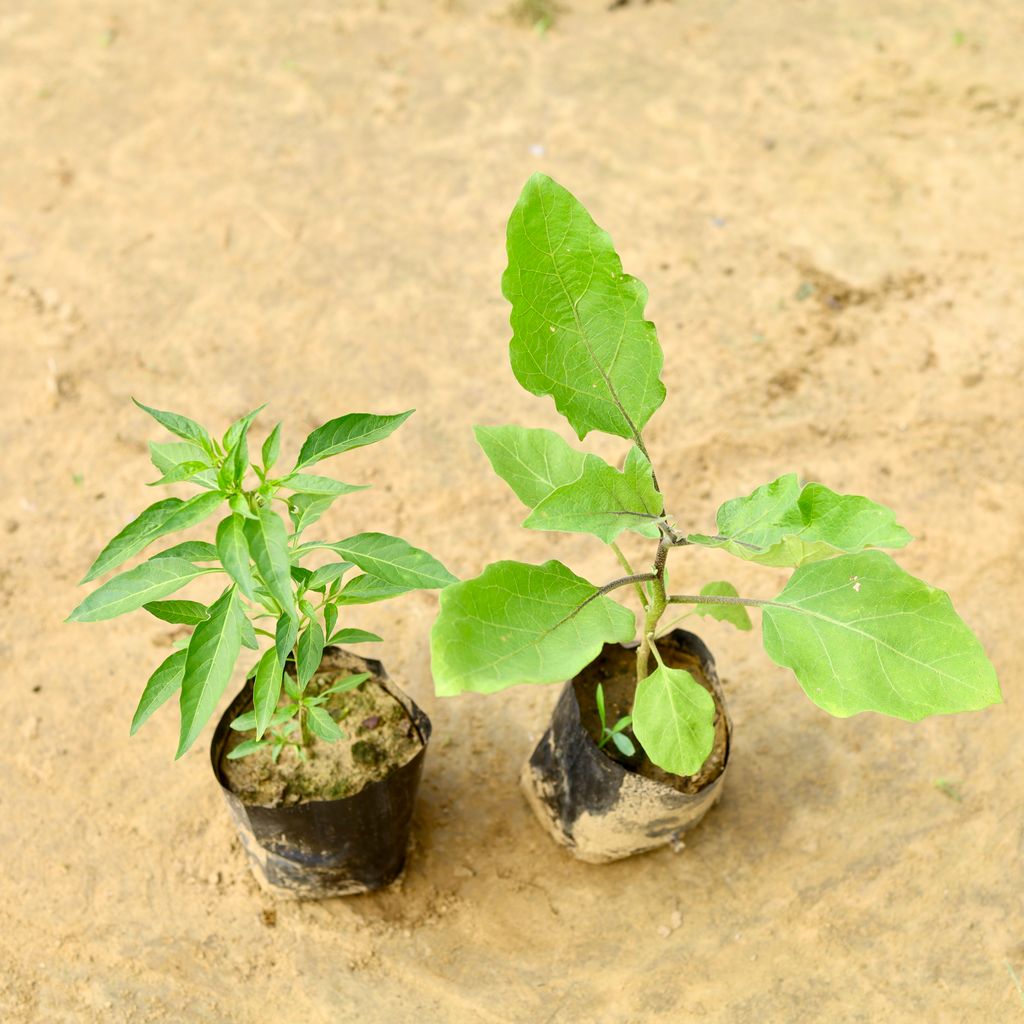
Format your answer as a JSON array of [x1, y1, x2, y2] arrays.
[[431, 173, 1000, 778], [595, 683, 636, 757], [68, 402, 456, 760]]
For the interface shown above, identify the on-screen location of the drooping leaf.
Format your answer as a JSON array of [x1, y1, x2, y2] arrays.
[[689, 474, 912, 568], [305, 705, 344, 742], [130, 649, 187, 735], [525, 446, 662, 542], [295, 410, 414, 470], [761, 551, 1001, 719], [327, 628, 382, 645], [692, 581, 753, 631], [133, 399, 214, 453], [216, 514, 255, 599], [244, 508, 297, 620], [333, 574, 413, 605], [253, 646, 283, 739], [503, 173, 665, 441], [149, 540, 220, 562], [632, 664, 717, 776], [320, 533, 457, 590], [284, 474, 369, 496], [144, 599, 210, 626], [296, 620, 325, 687], [177, 588, 243, 757], [431, 559, 636, 696], [474, 424, 588, 509], [68, 557, 211, 622], [81, 498, 182, 582]]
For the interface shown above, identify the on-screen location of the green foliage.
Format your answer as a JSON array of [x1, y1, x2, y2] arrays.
[[431, 172, 1000, 781], [69, 402, 455, 760], [594, 683, 635, 757]]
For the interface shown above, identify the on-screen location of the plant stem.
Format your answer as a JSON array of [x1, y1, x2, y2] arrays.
[[636, 536, 670, 682], [609, 542, 649, 609], [667, 593, 772, 608], [294, 641, 314, 749]]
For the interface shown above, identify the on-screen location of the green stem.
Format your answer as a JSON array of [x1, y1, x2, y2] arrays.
[[636, 537, 670, 682], [609, 542, 649, 609], [667, 594, 771, 608]]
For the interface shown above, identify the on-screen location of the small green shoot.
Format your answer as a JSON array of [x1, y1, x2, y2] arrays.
[[594, 682, 636, 757]]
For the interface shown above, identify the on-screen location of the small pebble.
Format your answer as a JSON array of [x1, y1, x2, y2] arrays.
[[670, 911, 682, 929], [657, 926, 672, 938]]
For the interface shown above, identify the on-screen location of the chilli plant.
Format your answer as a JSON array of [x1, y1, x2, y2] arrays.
[[430, 173, 1000, 777], [68, 402, 456, 760]]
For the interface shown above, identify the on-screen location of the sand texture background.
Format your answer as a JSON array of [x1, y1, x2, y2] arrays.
[[1, 1, 1022, 1021]]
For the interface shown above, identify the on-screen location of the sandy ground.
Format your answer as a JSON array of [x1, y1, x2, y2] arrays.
[[1, 1, 1022, 1020]]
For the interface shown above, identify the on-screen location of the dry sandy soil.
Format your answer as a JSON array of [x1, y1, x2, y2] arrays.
[[1, 1, 1022, 1021]]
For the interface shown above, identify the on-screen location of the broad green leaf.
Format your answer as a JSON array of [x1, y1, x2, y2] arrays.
[[327, 628, 382, 645], [253, 646, 283, 739], [503, 173, 665, 441], [244, 508, 297, 620], [693, 581, 752, 631], [761, 551, 1001, 719], [261, 422, 282, 472], [431, 559, 636, 696], [150, 541, 219, 562], [68, 558, 210, 622], [130, 649, 186, 735], [223, 404, 265, 452], [525, 446, 662, 542], [147, 461, 211, 487], [133, 399, 214, 453], [632, 664, 716, 776], [216, 514, 255, 599], [227, 739, 269, 760], [275, 614, 298, 667], [284, 474, 369, 496], [324, 533, 457, 590], [144, 599, 210, 625], [287, 493, 338, 536], [306, 705, 344, 742], [306, 562, 353, 593], [84, 490, 223, 582], [689, 474, 912, 568], [81, 498, 182, 582], [474, 425, 588, 509], [333, 574, 413, 605], [177, 588, 243, 757], [296, 620, 325, 687], [295, 410, 414, 470]]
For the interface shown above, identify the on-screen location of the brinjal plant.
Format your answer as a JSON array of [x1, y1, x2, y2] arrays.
[[430, 173, 1001, 777], [68, 402, 456, 759]]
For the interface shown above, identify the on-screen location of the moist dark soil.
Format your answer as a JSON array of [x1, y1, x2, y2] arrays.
[[572, 634, 729, 795], [220, 649, 423, 807]]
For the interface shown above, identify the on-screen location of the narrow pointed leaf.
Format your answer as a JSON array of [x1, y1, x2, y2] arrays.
[[81, 498, 183, 582], [284, 474, 369, 496], [632, 665, 716, 776], [504, 173, 665, 440], [144, 599, 210, 625], [327, 628, 382, 645], [275, 614, 298, 668], [133, 399, 214, 453], [306, 705, 345, 742], [295, 410, 414, 470], [130, 649, 187, 735], [333, 574, 413, 605], [176, 588, 243, 757], [223, 404, 265, 452], [227, 739, 269, 760], [324, 533, 457, 590], [253, 647, 283, 739], [693, 581, 753, 631], [306, 562, 353, 593], [239, 615, 258, 650], [525, 446, 662, 542], [296, 620, 325, 687], [150, 541, 219, 562], [689, 474, 912, 568], [761, 551, 1001, 719], [147, 461, 211, 487], [69, 558, 209, 622], [431, 559, 636, 696], [216, 514, 255, 598], [244, 508, 297, 620], [262, 422, 282, 472]]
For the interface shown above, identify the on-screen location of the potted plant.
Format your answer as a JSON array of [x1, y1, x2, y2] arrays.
[[429, 173, 1001, 863], [68, 401, 456, 897]]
